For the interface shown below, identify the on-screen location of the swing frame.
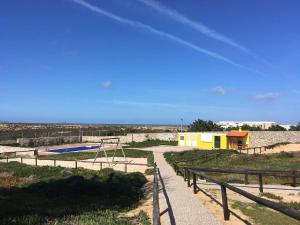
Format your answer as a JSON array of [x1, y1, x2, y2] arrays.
[[93, 137, 127, 166]]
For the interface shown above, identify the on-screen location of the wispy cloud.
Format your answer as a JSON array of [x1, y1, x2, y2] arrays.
[[137, 0, 271, 66], [100, 80, 112, 89], [62, 49, 80, 57], [104, 100, 183, 108], [70, 0, 265, 76], [293, 90, 300, 94], [255, 92, 279, 101], [211, 86, 230, 95]]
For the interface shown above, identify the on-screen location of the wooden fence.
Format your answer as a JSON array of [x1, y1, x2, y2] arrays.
[[2, 156, 148, 173], [173, 165, 300, 221], [152, 163, 161, 225], [239, 146, 268, 154]]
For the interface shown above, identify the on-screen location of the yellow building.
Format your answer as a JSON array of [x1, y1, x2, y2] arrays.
[[178, 130, 250, 150]]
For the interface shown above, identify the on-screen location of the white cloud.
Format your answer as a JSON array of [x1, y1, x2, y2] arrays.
[[62, 49, 80, 57], [105, 100, 180, 108], [100, 80, 112, 89], [137, 0, 271, 66], [255, 92, 279, 101], [211, 86, 229, 95], [70, 0, 265, 76]]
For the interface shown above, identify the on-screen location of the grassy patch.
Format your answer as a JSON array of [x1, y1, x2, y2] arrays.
[[39, 149, 154, 166], [124, 139, 177, 148], [137, 210, 151, 225], [259, 192, 283, 201], [164, 150, 300, 185], [232, 201, 300, 225], [0, 162, 147, 225], [282, 201, 300, 210]]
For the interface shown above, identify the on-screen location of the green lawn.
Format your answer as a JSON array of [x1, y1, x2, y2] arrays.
[[124, 139, 177, 148], [0, 162, 148, 225], [232, 201, 300, 225], [39, 149, 154, 166], [164, 150, 300, 185]]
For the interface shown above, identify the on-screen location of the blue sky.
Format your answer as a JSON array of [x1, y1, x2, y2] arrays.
[[1, 0, 300, 124]]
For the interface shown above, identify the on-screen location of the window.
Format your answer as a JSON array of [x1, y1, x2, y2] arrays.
[[180, 136, 184, 141]]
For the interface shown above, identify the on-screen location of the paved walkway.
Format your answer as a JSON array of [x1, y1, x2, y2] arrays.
[[154, 152, 222, 225]]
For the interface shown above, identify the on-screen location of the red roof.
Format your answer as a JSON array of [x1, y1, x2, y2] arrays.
[[227, 131, 248, 137]]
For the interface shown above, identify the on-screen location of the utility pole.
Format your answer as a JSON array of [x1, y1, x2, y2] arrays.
[[180, 118, 183, 132]]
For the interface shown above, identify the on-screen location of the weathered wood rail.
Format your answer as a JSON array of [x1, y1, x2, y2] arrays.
[[2, 156, 148, 173], [173, 165, 300, 222], [239, 146, 268, 154], [174, 165, 300, 188], [152, 163, 161, 225]]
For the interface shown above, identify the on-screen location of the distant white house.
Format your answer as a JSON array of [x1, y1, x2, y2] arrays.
[[217, 121, 276, 130]]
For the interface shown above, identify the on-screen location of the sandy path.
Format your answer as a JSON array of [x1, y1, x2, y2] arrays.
[[154, 151, 222, 225]]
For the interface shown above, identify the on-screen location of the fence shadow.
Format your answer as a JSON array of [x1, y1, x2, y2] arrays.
[[157, 168, 176, 225], [196, 186, 252, 225]]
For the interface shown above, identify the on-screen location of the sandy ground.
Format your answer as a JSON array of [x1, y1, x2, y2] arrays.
[[191, 182, 300, 225], [0, 157, 148, 173], [261, 143, 300, 154], [135, 145, 193, 153], [125, 175, 154, 221], [0, 146, 35, 153]]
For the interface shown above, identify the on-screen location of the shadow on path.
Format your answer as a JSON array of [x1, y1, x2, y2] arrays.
[[157, 168, 176, 225]]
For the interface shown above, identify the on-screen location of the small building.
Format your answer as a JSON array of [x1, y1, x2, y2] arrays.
[[178, 130, 250, 150], [217, 121, 276, 130]]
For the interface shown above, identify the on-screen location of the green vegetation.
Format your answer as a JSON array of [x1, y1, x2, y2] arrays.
[[164, 150, 300, 185], [290, 122, 300, 131], [0, 162, 148, 225], [124, 139, 177, 148], [267, 125, 287, 131], [137, 211, 151, 225], [189, 119, 223, 132], [39, 149, 154, 166], [232, 201, 300, 225], [259, 192, 283, 201]]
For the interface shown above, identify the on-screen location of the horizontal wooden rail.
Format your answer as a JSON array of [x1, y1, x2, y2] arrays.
[[153, 163, 161, 225], [174, 165, 299, 188], [187, 167, 300, 177], [4, 157, 149, 166], [188, 169, 300, 221]]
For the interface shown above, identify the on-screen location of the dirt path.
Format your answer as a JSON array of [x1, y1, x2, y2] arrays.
[[154, 151, 222, 225]]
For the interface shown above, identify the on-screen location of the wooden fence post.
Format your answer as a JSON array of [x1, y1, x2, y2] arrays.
[[187, 170, 191, 187], [244, 171, 249, 185], [100, 162, 103, 170], [221, 185, 230, 220], [125, 163, 127, 173], [193, 173, 197, 194], [20, 157, 23, 164], [35, 157, 38, 167], [259, 174, 263, 192], [54, 159, 56, 167], [75, 160, 78, 169], [292, 171, 297, 187], [6, 157, 8, 163]]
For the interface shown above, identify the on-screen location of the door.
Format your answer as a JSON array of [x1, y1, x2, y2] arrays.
[[214, 136, 221, 149]]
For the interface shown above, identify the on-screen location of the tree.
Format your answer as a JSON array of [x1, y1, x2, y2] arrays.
[[290, 122, 300, 131], [189, 119, 223, 132], [240, 124, 263, 131], [267, 125, 286, 131]]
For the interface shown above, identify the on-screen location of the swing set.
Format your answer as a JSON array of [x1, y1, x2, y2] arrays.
[[93, 137, 129, 166]]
